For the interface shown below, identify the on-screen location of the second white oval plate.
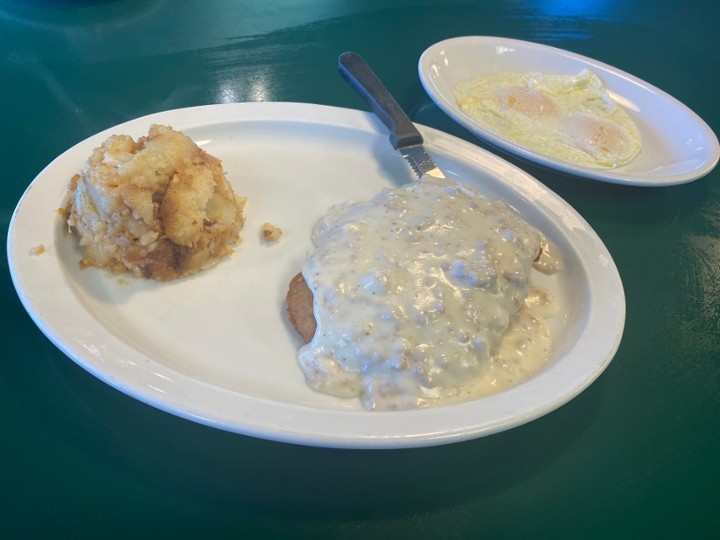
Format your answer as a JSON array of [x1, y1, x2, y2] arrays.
[[419, 36, 719, 186], [8, 103, 624, 449]]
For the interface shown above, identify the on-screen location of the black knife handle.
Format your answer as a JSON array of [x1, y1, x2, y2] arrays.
[[338, 51, 423, 150]]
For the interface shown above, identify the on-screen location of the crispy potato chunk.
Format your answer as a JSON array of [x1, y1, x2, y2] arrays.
[[66, 124, 246, 281], [160, 162, 216, 247], [261, 222, 283, 242]]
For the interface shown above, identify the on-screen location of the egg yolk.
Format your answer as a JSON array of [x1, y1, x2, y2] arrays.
[[498, 86, 558, 119], [560, 115, 635, 164]]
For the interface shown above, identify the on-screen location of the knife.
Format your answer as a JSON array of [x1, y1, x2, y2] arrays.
[[338, 51, 445, 180]]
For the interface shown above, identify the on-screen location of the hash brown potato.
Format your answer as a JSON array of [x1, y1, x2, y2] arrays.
[[65, 124, 246, 281]]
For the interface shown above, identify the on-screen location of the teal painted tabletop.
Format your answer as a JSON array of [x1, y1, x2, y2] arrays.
[[2, 1, 719, 538]]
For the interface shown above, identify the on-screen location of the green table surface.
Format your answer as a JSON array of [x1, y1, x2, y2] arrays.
[[2, 0, 719, 538]]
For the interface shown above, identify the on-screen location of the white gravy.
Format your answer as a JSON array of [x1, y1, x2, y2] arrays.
[[298, 177, 561, 410]]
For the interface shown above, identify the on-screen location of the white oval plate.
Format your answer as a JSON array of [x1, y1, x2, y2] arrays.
[[8, 102, 624, 449], [419, 36, 719, 186]]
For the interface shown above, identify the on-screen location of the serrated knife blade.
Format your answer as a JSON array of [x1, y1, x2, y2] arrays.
[[338, 51, 445, 180], [399, 144, 446, 180]]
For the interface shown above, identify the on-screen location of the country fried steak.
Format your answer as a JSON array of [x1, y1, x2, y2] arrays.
[[285, 248, 546, 344], [286, 272, 316, 343]]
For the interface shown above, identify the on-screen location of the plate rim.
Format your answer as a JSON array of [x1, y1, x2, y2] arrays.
[[7, 101, 625, 449], [418, 35, 720, 186]]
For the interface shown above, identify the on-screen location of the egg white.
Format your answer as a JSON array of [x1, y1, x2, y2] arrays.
[[454, 70, 642, 168]]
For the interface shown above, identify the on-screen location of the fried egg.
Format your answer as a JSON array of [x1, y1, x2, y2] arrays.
[[454, 70, 642, 168]]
